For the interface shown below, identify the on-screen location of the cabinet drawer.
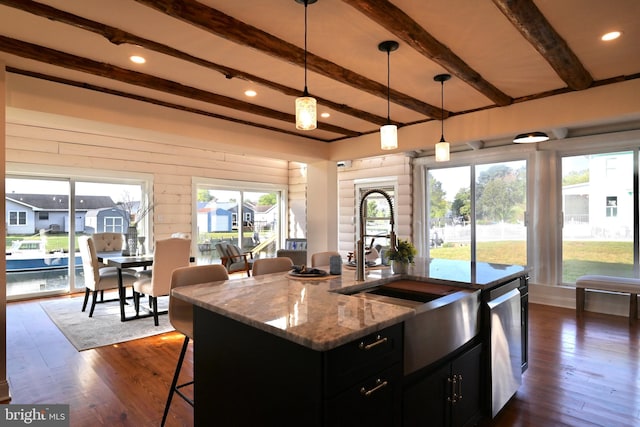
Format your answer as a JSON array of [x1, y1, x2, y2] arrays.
[[324, 323, 403, 396], [324, 363, 402, 427]]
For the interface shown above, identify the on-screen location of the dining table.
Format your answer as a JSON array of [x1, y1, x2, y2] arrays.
[[97, 252, 197, 322], [97, 253, 155, 322]]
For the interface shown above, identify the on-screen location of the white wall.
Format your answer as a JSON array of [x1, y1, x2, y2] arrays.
[[5, 122, 291, 243]]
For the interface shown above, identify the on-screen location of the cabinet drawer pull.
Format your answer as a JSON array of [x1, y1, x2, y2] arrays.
[[447, 376, 458, 404], [359, 335, 388, 351], [360, 378, 388, 397]]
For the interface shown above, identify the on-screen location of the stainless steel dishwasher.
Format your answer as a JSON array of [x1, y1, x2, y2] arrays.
[[485, 280, 522, 418]]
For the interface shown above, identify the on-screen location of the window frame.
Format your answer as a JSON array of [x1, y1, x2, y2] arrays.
[[192, 177, 288, 257]]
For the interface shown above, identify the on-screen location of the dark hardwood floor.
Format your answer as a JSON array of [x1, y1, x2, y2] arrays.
[[6, 298, 640, 426]]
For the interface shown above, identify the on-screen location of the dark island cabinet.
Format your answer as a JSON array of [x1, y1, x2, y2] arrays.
[[403, 342, 483, 427], [193, 306, 403, 427]]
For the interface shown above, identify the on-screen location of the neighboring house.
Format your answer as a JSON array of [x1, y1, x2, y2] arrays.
[[196, 201, 257, 233], [253, 204, 278, 232], [225, 202, 256, 230], [6, 193, 119, 235], [562, 153, 633, 240], [84, 207, 130, 234], [197, 202, 233, 233]]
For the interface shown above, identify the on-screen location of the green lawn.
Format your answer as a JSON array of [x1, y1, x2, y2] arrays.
[[431, 240, 633, 283]]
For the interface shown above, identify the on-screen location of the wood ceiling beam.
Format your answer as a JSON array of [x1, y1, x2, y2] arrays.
[[492, 0, 593, 90], [134, 0, 444, 119], [7, 67, 335, 142], [0, 0, 391, 127], [0, 35, 360, 137], [342, 0, 513, 107]]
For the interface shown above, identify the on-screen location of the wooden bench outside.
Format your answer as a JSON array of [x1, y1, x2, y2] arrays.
[[575, 275, 639, 323]]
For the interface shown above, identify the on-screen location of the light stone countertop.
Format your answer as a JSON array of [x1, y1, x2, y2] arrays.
[[172, 265, 416, 351], [172, 258, 528, 351]]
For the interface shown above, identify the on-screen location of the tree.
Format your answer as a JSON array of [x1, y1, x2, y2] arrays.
[[429, 175, 448, 222], [366, 200, 379, 218], [563, 169, 589, 185], [477, 175, 522, 222], [451, 187, 471, 221], [476, 164, 513, 202], [197, 189, 214, 202], [258, 193, 277, 206]]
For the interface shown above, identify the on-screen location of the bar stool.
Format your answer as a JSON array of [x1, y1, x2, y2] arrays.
[[161, 264, 229, 426]]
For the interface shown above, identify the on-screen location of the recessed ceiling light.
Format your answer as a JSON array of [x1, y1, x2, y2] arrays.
[[244, 89, 257, 97], [320, 112, 330, 118], [601, 31, 621, 41], [130, 55, 146, 64]]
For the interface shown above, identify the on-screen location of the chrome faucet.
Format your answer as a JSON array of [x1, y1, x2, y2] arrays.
[[357, 189, 397, 281]]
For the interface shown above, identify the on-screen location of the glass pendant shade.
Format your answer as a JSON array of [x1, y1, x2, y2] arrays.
[[435, 140, 450, 162], [380, 124, 398, 150], [295, 95, 317, 130]]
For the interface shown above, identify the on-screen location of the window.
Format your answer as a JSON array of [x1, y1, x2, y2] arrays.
[[194, 180, 285, 265], [38, 212, 49, 220], [426, 160, 528, 266], [427, 167, 471, 260], [355, 181, 398, 256], [606, 196, 618, 217], [9, 211, 27, 225], [561, 152, 633, 281], [104, 216, 124, 232]]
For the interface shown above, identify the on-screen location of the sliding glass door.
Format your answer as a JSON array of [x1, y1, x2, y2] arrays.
[[6, 177, 75, 298], [426, 159, 528, 267], [195, 183, 284, 264], [6, 176, 147, 299]]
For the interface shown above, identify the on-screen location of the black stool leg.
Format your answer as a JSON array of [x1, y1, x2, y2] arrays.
[[161, 336, 190, 427]]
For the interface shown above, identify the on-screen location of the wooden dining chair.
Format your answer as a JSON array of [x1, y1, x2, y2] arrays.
[[252, 257, 294, 276], [132, 237, 191, 326], [161, 264, 229, 426]]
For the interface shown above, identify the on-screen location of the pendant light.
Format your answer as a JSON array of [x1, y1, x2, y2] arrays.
[[295, 0, 317, 131], [513, 131, 549, 143], [379, 40, 399, 150], [434, 74, 451, 162]]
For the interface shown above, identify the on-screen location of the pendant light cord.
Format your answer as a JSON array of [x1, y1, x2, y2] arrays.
[[440, 79, 445, 142], [386, 50, 391, 125], [303, 0, 309, 97]]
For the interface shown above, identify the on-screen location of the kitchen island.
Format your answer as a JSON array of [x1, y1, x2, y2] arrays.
[[173, 258, 527, 426]]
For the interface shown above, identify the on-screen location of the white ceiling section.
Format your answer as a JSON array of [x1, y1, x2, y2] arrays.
[[0, 0, 639, 161]]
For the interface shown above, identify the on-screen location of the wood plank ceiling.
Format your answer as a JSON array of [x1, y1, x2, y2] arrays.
[[0, 0, 638, 145]]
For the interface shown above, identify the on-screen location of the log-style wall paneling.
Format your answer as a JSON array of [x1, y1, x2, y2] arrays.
[[338, 154, 412, 255], [5, 123, 292, 242], [287, 162, 307, 239]]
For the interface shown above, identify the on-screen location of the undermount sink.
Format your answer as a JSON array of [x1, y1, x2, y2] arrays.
[[348, 279, 481, 375]]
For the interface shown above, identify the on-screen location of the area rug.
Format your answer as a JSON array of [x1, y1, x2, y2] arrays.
[[40, 294, 174, 351]]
